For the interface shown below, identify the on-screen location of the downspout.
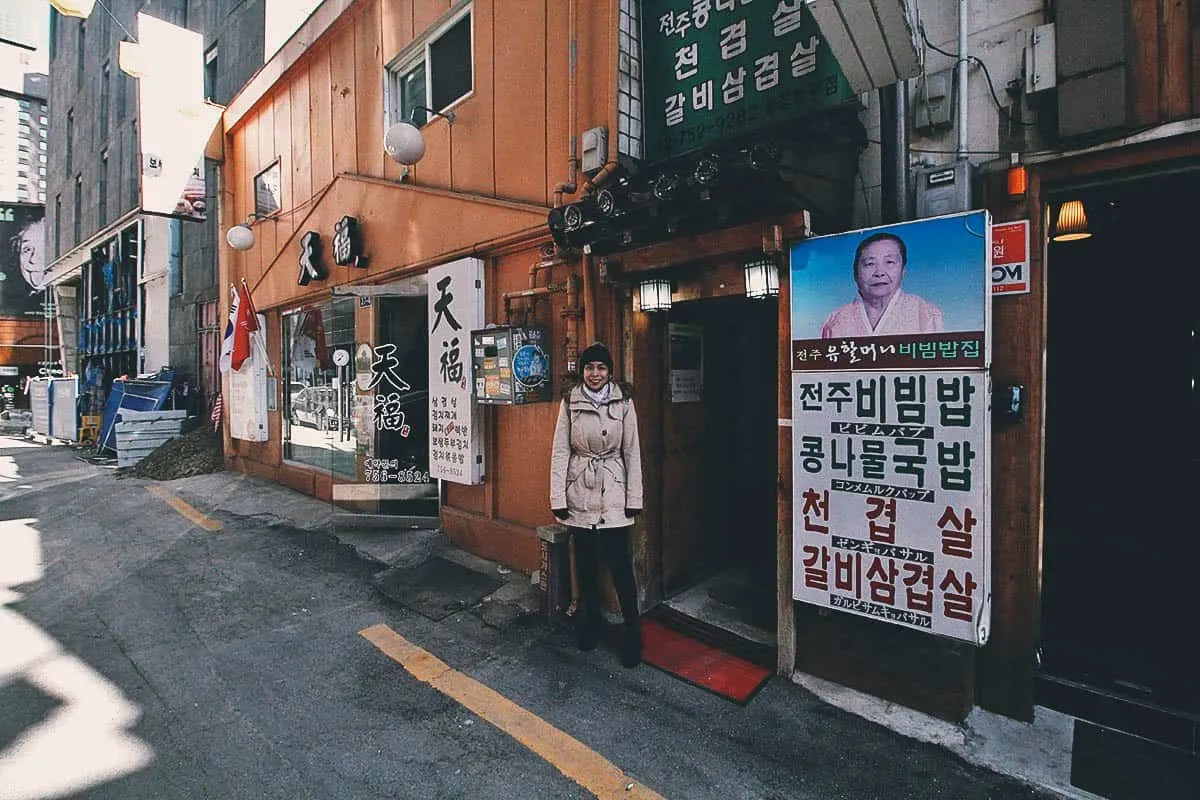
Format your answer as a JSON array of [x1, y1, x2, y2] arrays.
[[956, 0, 969, 161], [895, 79, 910, 220], [552, 0, 579, 207], [581, 253, 596, 345]]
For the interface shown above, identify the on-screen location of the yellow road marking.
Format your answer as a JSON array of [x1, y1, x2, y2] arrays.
[[359, 624, 665, 800], [145, 485, 223, 531]]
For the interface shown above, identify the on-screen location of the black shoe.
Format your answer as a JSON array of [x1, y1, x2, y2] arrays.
[[577, 617, 600, 652], [619, 622, 642, 668]]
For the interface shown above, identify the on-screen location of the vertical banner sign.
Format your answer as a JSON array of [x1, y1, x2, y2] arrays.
[[641, 0, 855, 163], [427, 258, 484, 484], [229, 317, 269, 442], [990, 220, 1031, 295], [789, 211, 992, 645]]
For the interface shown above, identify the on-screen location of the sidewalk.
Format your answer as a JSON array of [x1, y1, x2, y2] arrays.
[[162, 470, 1094, 800]]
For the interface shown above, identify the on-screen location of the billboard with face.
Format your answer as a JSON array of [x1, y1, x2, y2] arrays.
[[0, 203, 47, 317]]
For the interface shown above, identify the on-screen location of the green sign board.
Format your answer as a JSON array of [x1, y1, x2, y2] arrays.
[[641, 0, 856, 164]]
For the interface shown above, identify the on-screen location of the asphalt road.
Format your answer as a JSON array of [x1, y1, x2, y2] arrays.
[[0, 436, 1057, 800]]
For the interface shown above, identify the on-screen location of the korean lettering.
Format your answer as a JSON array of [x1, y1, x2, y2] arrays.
[[961, 340, 981, 359], [790, 36, 819, 77], [834, 551, 862, 598], [830, 437, 855, 477], [658, 10, 676, 36], [856, 376, 886, 421], [802, 543, 831, 590], [674, 43, 699, 79], [719, 20, 748, 60], [722, 66, 746, 105], [937, 441, 976, 491], [660, 9, 692, 38], [866, 557, 899, 605], [940, 569, 978, 621], [692, 0, 712, 28], [692, 79, 714, 111], [801, 488, 829, 534], [917, 342, 938, 359], [827, 381, 852, 412], [937, 341, 959, 359], [892, 438, 927, 488], [902, 563, 934, 613], [860, 439, 886, 480], [798, 381, 822, 411], [825, 344, 841, 363], [754, 52, 781, 91], [936, 375, 975, 426], [865, 496, 897, 544], [798, 435, 825, 473], [893, 375, 926, 424], [665, 92, 686, 126], [937, 505, 977, 558], [839, 341, 861, 364], [716, 0, 751, 10], [773, 0, 807, 37]]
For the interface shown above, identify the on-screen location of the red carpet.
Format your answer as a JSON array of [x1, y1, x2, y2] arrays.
[[639, 618, 773, 704]]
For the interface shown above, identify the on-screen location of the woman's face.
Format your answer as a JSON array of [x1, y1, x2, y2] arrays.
[[854, 238, 905, 304], [582, 361, 610, 390]]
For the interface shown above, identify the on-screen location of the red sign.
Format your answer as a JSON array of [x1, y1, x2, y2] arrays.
[[991, 220, 1031, 296]]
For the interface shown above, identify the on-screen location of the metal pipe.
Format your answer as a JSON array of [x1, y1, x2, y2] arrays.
[[957, 0, 969, 161], [552, 0, 579, 206], [895, 79, 910, 220], [581, 253, 596, 345], [563, 272, 581, 377], [879, 86, 897, 223]]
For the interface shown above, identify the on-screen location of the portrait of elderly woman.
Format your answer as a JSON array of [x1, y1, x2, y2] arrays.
[[819, 231, 945, 338]]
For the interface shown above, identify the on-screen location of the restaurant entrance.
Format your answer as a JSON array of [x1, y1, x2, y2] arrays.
[[655, 294, 778, 652]]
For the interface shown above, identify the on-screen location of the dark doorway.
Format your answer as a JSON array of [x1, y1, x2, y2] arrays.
[[659, 294, 778, 635], [1042, 170, 1200, 716], [374, 296, 436, 516]]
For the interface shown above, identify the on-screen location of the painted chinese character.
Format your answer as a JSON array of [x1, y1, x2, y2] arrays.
[[368, 343, 412, 392], [432, 275, 461, 332], [298, 231, 327, 286], [440, 337, 464, 384]]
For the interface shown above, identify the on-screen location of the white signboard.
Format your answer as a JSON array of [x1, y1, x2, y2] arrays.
[[427, 258, 484, 484], [229, 315, 269, 442], [791, 370, 991, 644], [669, 323, 703, 403]]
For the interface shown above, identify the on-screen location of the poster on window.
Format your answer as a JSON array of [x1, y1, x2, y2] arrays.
[[427, 257, 484, 484], [791, 370, 991, 645], [790, 211, 991, 372]]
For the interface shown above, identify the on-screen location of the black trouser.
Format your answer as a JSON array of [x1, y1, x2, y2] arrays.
[[570, 526, 639, 628]]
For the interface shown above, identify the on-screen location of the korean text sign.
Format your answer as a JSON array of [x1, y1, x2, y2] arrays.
[[641, 0, 855, 163], [990, 220, 1030, 295], [792, 371, 991, 643], [790, 211, 992, 372], [427, 258, 484, 484]]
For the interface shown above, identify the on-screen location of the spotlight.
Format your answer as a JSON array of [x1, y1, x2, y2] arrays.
[[595, 187, 624, 217], [749, 141, 780, 170], [692, 154, 721, 186], [652, 172, 680, 200], [563, 204, 587, 231]]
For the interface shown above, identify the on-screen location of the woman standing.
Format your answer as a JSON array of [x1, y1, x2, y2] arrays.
[[550, 342, 644, 667]]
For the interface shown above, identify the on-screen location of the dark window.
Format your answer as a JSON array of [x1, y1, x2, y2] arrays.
[[65, 109, 73, 175], [49, 10, 58, 60], [117, 70, 127, 119], [73, 175, 82, 244], [99, 152, 108, 225], [99, 63, 110, 140], [400, 62, 427, 125], [54, 195, 61, 257], [429, 14, 472, 112], [204, 45, 218, 102], [76, 23, 85, 88]]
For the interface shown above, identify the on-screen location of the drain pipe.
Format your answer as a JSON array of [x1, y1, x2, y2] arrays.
[[552, 0, 579, 207], [956, 0, 969, 161]]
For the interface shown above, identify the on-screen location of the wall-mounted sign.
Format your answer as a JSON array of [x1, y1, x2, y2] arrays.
[[332, 216, 368, 268], [791, 370, 991, 645], [990, 220, 1030, 296], [0, 203, 46, 316], [669, 323, 703, 403], [298, 231, 327, 285], [641, 0, 855, 163], [427, 258, 485, 484], [471, 326, 552, 405], [790, 211, 992, 372]]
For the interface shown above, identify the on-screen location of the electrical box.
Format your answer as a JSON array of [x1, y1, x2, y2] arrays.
[[471, 326, 552, 405], [581, 127, 608, 174], [913, 69, 954, 133], [1024, 23, 1057, 94], [914, 161, 975, 218]]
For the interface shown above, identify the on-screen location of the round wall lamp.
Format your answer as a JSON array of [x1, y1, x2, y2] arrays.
[[226, 223, 256, 251], [384, 106, 456, 166]]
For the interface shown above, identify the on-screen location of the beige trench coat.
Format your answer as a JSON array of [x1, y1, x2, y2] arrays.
[[549, 384, 643, 529]]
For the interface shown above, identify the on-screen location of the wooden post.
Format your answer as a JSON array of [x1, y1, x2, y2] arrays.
[[776, 253, 795, 675]]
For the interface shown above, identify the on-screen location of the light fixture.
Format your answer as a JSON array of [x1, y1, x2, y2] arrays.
[[743, 256, 779, 299], [49, 0, 97, 18], [1006, 154, 1027, 198], [225, 213, 268, 251], [1052, 199, 1091, 242], [638, 278, 672, 312], [384, 106, 456, 165], [595, 187, 624, 217], [692, 154, 721, 186], [652, 172, 680, 200]]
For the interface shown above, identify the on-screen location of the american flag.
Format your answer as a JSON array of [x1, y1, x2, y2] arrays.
[[210, 393, 223, 432]]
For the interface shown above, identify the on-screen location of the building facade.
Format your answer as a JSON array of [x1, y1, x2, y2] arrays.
[[217, 1, 1196, 797], [42, 0, 265, 415]]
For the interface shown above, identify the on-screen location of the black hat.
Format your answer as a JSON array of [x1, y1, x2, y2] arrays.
[[578, 341, 613, 376]]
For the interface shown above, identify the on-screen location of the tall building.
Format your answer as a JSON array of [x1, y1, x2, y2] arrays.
[[42, 0, 265, 415]]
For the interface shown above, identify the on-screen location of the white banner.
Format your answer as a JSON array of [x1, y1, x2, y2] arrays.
[[229, 316, 269, 442], [792, 370, 991, 644], [427, 258, 484, 484]]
